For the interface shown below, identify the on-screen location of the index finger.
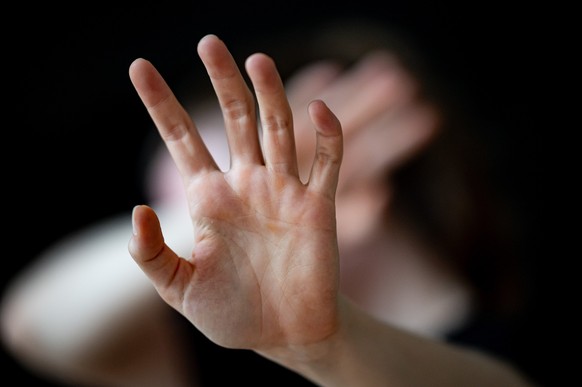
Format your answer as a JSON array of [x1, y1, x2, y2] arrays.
[[129, 58, 218, 178]]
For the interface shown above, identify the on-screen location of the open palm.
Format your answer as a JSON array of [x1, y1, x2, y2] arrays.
[[128, 34, 343, 352]]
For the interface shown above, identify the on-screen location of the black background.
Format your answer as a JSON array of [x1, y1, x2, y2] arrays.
[[3, 1, 548, 385]]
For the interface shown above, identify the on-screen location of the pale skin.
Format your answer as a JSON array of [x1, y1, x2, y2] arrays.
[[128, 34, 532, 386], [129, 33, 342, 351]]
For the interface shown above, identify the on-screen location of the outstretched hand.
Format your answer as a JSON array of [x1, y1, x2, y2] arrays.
[[128, 34, 343, 352]]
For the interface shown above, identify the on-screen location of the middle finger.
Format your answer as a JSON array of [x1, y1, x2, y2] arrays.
[[197, 34, 263, 167]]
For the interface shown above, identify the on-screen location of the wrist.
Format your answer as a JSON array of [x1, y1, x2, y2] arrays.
[[256, 297, 354, 385]]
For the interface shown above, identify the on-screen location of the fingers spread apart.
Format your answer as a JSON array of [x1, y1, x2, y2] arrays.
[[131, 34, 343, 198]]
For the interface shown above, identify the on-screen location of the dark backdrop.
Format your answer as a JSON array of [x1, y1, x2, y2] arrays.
[[3, 2, 547, 385]]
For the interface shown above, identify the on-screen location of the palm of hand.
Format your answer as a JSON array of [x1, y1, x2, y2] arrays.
[[179, 167, 339, 349]]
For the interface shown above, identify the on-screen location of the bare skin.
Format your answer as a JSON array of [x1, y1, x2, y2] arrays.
[[128, 34, 533, 387], [128, 34, 343, 352]]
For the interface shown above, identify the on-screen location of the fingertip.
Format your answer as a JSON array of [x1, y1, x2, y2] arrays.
[[199, 33, 220, 44], [128, 58, 150, 77], [130, 205, 158, 237], [245, 53, 278, 86], [128, 58, 161, 95], [308, 100, 342, 137], [197, 34, 222, 56], [308, 99, 326, 112], [245, 52, 273, 70], [129, 205, 164, 260], [308, 99, 329, 118], [130, 57, 147, 66]]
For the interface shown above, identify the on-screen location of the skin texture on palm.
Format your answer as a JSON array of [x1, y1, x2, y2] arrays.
[[128, 34, 344, 352]]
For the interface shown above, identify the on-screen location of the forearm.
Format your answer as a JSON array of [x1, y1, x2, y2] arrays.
[[262, 298, 533, 387]]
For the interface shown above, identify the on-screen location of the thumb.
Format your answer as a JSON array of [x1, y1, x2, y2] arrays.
[[128, 205, 191, 304]]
